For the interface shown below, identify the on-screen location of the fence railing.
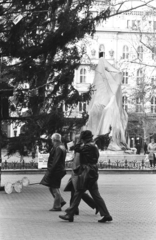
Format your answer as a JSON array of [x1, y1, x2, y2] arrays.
[[1, 159, 151, 170]]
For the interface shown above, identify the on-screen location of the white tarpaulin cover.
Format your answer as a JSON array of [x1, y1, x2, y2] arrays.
[[86, 57, 128, 150]]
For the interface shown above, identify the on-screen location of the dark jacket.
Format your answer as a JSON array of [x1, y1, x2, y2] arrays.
[[71, 141, 99, 191], [40, 144, 66, 188]]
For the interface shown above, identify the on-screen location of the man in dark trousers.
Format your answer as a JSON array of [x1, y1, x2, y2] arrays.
[[40, 133, 66, 211], [59, 130, 112, 223]]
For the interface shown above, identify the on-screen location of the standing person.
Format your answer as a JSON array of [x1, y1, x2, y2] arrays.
[[148, 138, 156, 168], [59, 130, 112, 223], [136, 142, 141, 154], [40, 133, 66, 211], [144, 141, 148, 155]]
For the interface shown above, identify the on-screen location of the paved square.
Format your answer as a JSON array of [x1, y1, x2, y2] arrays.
[[0, 173, 156, 240]]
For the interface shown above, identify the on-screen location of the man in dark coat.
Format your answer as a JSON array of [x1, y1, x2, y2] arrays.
[[40, 133, 66, 211], [59, 130, 113, 223]]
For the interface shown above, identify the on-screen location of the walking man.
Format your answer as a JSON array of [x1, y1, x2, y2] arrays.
[[40, 133, 66, 211], [59, 130, 112, 223]]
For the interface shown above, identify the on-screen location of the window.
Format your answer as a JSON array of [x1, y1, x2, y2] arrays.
[[123, 45, 129, 59], [81, 44, 87, 53], [99, 44, 105, 58], [122, 71, 128, 84], [132, 20, 137, 30], [122, 96, 128, 112], [136, 69, 143, 85], [151, 76, 156, 85], [80, 68, 86, 83], [78, 102, 86, 112], [153, 21, 156, 31], [152, 47, 156, 60], [151, 97, 156, 113], [127, 20, 131, 29], [137, 46, 143, 60], [79, 102, 82, 112], [132, 20, 141, 30], [136, 97, 142, 112]]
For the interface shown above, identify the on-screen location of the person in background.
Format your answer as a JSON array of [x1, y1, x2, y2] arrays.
[[147, 138, 156, 168], [40, 133, 66, 211], [144, 141, 148, 155], [136, 142, 141, 155]]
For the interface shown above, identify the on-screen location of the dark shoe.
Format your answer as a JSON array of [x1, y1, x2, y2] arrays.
[[74, 209, 79, 215], [65, 208, 79, 215], [49, 208, 62, 212], [98, 215, 113, 223], [95, 207, 99, 215], [61, 201, 66, 208], [59, 214, 74, 222]]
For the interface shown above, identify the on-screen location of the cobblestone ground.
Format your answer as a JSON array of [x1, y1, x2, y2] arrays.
[[0, 173, 156, 240]]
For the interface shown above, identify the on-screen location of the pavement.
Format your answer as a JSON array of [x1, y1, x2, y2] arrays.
[[0, 173, 156, 240]]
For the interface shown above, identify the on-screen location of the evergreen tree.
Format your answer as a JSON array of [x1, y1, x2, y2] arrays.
[[0, 0, 110, 153]]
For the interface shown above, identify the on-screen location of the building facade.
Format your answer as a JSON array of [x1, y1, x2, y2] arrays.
[[70, 3, 156, 147]]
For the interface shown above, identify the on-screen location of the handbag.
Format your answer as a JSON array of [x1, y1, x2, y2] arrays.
[[64, 178, 73, 192], [72, 152, 80, 170], [72, 164, 90, 191]]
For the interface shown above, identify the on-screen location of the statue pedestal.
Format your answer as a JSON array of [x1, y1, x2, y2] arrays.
[[99, 150, 144, 163]]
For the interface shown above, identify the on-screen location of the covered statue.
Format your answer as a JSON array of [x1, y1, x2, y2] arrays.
[[86, 57, 128, 151]]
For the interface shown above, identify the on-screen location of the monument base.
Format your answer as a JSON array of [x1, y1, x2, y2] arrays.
[[99, 150, 145, 163]]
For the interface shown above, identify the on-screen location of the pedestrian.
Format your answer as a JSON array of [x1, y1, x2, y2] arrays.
[[40, 133, 67, 211], [143, 141, 148, 155], [136, 142, 141, 154], [64, 132, 98, 215], [59, 130, 112, 223], [147, 138, 156, 168]]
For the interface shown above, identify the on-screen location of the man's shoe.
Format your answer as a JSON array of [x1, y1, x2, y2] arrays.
[[98, 215, 113, 223], [61, 201, 66, 208], [49, 208, 62, 211], [95, 207, 99, 215], [59, 214, 74, 222], [65, 208, 79, 215], [74, 209, 79, 215]]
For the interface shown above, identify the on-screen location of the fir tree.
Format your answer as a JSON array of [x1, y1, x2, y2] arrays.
[[0, 0, 110, 154]]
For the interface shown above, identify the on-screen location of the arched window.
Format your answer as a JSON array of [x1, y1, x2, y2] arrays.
[[137, 46, 143, 60], [122, 71, 128, 84], [123, 45, 129, 59], [122, 96, 128, 111], [80, 68, 86, 83], [151, 97, 156, 113], [136, 97, 142, 112], [137, 69, 143, 85], [99, 44, 105, 58]]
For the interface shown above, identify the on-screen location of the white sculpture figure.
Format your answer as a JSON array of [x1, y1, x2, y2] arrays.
[[86, 57, 128, 151]]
